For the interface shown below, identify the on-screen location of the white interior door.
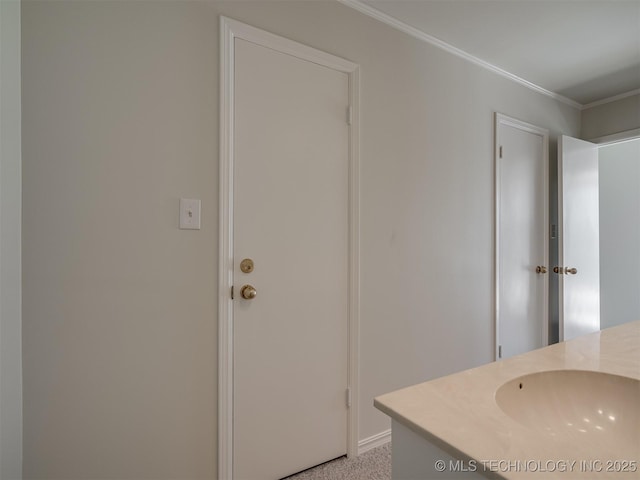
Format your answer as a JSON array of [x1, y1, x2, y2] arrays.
[[558, 135, 600, 341], [496, 114, 548, 359], [233, 37, 349, 480]]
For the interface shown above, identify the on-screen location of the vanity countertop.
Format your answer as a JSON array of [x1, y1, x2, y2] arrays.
[[374, 321, 640, 478]]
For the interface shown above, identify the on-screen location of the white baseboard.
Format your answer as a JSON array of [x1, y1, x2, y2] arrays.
[[358, 429, 391, 454]]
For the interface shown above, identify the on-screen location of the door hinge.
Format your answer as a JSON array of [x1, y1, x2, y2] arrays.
[[499, 145, 503, 158], [231, 286, 234, 299], [346, 387, 352, 408], [347, 106, 352, 126], [498, 345, 502, 359]]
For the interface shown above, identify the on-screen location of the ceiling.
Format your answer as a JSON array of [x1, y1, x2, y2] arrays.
[[359, 0, 640, 106]]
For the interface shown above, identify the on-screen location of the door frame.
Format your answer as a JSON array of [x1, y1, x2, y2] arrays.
[[218, 17, 360, 480], [494, 113, 549, 360]]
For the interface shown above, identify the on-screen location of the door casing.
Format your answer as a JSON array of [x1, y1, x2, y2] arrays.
[[218, 17, 360, 480]]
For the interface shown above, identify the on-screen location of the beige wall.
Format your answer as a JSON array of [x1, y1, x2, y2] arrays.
[[21, 1, 580, 478], [1, 1, 23, 478], [581, 93, 640, 140]]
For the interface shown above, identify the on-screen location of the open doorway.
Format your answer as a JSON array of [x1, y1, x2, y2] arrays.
[[598, 137, 640, 329], [555, 134, 639, 343]]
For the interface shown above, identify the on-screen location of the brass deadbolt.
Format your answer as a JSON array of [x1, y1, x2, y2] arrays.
[[536, 266, 548, 274], [240, 258, 254, 273]]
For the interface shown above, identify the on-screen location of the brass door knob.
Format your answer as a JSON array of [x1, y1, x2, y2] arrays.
[[564, 267, 578, 275], [240, 284, 257, 300], [536, 266, 548, 274]]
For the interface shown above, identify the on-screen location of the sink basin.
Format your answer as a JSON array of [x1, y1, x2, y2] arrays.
[[495, 370, 640, 450]]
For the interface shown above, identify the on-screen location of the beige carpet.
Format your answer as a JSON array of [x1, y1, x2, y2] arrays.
[[282, 443, 391, 480]]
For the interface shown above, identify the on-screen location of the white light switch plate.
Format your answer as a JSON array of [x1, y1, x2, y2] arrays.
[[179, 198, 201, 230]]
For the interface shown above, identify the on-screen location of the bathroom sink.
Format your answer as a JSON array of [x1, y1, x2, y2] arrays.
[[495, 370, 640, 449]]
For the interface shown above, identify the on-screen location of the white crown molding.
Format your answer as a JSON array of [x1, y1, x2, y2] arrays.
[[581, 88, 640, 110], [337, 0, 583, 110]]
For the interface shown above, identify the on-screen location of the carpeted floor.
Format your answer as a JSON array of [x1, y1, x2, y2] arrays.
[[282, 443, 391, 480]]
